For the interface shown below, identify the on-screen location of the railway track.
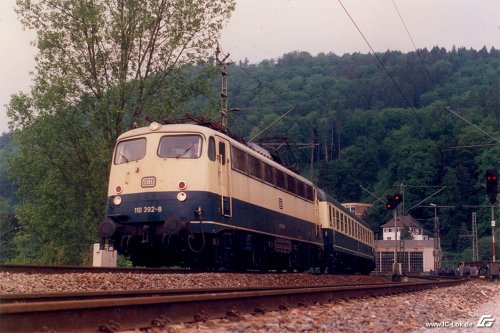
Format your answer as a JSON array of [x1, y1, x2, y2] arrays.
[[0, 278, 466, 333], [0, 263, 196, 275]]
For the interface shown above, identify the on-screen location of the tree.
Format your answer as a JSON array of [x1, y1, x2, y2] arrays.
[[400, 225, 413, 240], [0, 133, 19, 263], [10, 0, 235, 139], [6, 0, 235, 265]]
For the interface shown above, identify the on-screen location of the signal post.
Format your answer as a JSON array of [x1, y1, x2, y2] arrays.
[[486, 170, 497, 262], [386, 193, 402, 280]]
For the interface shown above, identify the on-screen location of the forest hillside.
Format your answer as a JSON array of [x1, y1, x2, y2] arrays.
[[1, 46, 498, 265]]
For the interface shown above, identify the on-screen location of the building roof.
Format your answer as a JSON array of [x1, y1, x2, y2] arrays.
[[380, 214, 425, 229]]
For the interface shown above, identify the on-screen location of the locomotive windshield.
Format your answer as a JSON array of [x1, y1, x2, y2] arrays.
[[114, 138, 147, 164], [158, 135, 202, 159]]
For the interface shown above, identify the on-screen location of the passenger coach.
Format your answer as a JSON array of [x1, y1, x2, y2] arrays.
[[318, 191, 375, 273]]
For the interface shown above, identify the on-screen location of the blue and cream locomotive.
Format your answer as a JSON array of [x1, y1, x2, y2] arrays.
[[99, 118, 375, 272]]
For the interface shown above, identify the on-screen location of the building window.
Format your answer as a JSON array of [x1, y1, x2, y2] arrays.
[[376, 252, 395, 272], [409, 252, 423, 272]]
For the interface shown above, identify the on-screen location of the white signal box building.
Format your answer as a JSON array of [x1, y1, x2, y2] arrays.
[[375, 215, 436, 273]]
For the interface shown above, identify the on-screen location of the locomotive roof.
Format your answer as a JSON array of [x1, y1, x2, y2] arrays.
[[116, 123, 315, 186]]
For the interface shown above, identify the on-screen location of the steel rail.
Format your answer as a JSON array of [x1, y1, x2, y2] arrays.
[[0, 282, 400, 304], [0, 264, 196, 275], [0, 278, 465, 333]]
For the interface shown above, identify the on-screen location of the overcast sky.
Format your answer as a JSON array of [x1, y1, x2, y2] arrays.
[[1, 0, 499, 134]]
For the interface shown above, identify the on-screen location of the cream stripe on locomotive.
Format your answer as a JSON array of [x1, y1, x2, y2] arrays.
[[227, 139, 318, 226], [109, 124, 319, 227]]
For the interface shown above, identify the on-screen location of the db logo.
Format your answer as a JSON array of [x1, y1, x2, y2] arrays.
[[477, 315, 495, 328]]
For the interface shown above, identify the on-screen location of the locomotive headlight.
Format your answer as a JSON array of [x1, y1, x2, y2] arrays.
[[177, 192, 187, 202], [113, 195, 122, 206], [149, 122, 160, 131]]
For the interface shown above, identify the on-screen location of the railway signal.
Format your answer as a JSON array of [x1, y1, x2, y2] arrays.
[[385, 193, 402, 210], [486, 170, 498, 204]]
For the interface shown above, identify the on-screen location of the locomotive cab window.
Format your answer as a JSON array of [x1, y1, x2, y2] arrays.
[[114, 138, 147, 164], [158, 135, 202, 158]]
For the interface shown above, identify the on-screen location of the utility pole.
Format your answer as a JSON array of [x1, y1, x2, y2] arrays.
[[216, 46, 230, 133], [472, 212, 478, 262], [486, 170, 497, 263], [430, 203, 441, 273], [492, 206, 496, 262]]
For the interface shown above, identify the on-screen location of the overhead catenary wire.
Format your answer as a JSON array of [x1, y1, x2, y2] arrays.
[[336, 0, 420, 121], [390, 0, 499, 146], [223, 52, 311, 140]]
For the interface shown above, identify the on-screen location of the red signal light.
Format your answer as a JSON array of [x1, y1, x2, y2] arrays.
[[386, 194, 402, 210], [486, 170, 498, 204]]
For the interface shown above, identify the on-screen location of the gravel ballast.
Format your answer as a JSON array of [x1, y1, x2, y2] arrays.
[[163, 280, 500, 333], [1, 272, 498, 332], [0, 272, 388, 293]]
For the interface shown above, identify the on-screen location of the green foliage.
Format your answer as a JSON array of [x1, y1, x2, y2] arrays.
[[4, 0, 234, 265], [3, 32, 499, 264], [10, 0, 235, 135], [226, 47, 499, 253], [400, 225, 413, 240], [8, 109, 106, 264], [0, 133, 19, 263]]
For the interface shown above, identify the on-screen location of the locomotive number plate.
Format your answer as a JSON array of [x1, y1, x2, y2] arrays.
[[134, 206, 163, 214], [141, 176, 156, 188]]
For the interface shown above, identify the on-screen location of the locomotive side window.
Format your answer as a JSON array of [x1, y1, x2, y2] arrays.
[[286, 174, 297, 194], [275, 170, 285, 190], [248, 154, 262, 179], [229, 144, 314, 202], [114, 138, 147, 164], [305, 185, 313, 201], [208, 137, 216, 161], [297, 181, 305, 198], [264, 163, 274, 184], [231, 146, 246, 171], [329, 205, 333, 228], [335, 210, 340, 230], [158, 135, 202, 158]]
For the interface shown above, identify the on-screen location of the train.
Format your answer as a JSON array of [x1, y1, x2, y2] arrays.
[[99, 116, 375, 273]]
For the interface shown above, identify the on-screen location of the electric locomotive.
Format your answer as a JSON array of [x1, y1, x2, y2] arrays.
[[99, 117, 375, 272]]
